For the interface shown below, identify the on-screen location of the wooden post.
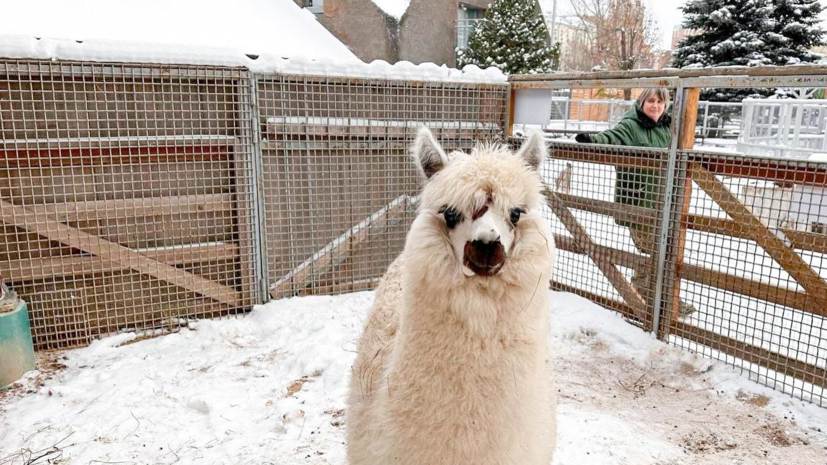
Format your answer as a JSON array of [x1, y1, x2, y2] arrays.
[[507, 87, 516, 137], [669, 87, 700, 324]]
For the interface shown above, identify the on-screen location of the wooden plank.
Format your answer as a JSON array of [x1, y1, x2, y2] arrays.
[[687, 215, 827, 255], [669, 88, 701, 325], [669, 321, 827, 389], [1, 146, 231, 168], [682, 263, 824, 317], [510, 64, 827, 83], [679, 88, 701, 150], [1, 243, 238, 283], [688, 163, 827, 310], [1, 135, 236, 151], [0, 200, 240, 307], [548, 145, 664, 169], [553, 234, 650, 272], [550, 192, 658, 227], [691, 154, 827, 187], [270, 195, 412, 298], [547, 193, 648, 321], [507, 87, 516, 137], [554, 233, 823, 317], [18, 194, 233, 223]]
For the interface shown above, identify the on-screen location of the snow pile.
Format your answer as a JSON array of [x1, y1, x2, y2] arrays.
[[370, 0, 411, 20], [2, 291, 827, 464], [0, 0, 358, 63], [0, 0, 506, 84]]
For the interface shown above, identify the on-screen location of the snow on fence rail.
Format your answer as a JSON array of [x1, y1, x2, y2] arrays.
[[2, 58, 827, 407]]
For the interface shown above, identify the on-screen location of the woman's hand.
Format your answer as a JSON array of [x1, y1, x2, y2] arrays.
[[575, 133, 591, 143]]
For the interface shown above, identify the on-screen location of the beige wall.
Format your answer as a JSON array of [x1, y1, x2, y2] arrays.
[[400, 0, 491, 66], [320, 0, 398, 63]]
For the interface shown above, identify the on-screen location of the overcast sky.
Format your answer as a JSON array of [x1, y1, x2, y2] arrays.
[[539, 0, 827, 50]]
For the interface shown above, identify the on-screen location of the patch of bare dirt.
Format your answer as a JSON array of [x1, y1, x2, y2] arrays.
[[555, 330, 827, 465], [0, 351, 67, 412], [680, 430, 738, 454], [285, 376, 313, 398], [736, 390, 770, 407]]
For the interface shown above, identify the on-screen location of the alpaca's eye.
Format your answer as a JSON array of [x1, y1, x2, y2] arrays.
[[439, 206, 463, 229], [510, 207, 525, 226]]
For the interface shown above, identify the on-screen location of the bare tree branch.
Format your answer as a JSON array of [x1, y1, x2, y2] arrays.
[[563, 0, 661, 79]]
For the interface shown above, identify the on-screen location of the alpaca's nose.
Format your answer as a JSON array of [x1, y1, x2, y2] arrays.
[[471, 214, 501, 244], [476, 230, 500, 244]]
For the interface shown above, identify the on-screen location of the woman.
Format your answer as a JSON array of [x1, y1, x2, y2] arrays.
[[575, 88, 694, 316]]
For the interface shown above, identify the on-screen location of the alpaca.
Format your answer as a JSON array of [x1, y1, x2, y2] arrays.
[[346, 128, 557, 465]]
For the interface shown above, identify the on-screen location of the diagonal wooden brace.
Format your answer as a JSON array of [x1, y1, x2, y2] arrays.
[[689, 163, 827, 310], [0, 200, 240, 307], [547, 192, 648, 321]]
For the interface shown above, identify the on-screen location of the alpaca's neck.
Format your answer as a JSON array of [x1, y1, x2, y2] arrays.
[[400, 272, 549, 343]]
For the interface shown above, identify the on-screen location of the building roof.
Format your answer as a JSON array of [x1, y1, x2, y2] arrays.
[[0, 0, 360, 66]]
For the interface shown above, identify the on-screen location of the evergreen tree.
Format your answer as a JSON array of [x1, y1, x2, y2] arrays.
[[457, 0, 560, 74], [672, 0, 824, 102]]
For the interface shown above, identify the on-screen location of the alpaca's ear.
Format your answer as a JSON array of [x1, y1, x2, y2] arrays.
[[412, 127, 448, 180], [515, 132, 547, 171]]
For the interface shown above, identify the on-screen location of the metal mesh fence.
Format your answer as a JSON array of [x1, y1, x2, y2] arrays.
[[539, 140, 671, 332], [2, 57, 825, 407], [0, 61, 260, 350], [257, 75, 509, 298], [660, 150, 827, 406]]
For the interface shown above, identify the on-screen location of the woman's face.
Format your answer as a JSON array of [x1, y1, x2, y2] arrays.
[[642, 94, 666, 123]]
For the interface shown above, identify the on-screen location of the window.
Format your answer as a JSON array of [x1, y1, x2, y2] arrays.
[[306, 0, 324, 14], [457, 6, 485, 50]]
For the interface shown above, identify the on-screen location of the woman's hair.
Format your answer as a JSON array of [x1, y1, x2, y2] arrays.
[[636, 88, 670, 106]]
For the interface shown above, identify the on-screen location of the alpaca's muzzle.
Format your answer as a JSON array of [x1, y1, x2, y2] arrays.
[[463, 240, 505, 277]]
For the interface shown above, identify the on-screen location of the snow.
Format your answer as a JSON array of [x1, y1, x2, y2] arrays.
[[0, 0, 358, 63], [369, 0, 411, 20], [0, 0, 506, 84], [3, 291, 827, 464]]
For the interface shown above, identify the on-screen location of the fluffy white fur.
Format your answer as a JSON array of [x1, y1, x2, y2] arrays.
[[347, 128, 557, 465]]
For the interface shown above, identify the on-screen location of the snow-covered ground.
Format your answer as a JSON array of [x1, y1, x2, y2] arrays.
[[2, 291, 827, 464]]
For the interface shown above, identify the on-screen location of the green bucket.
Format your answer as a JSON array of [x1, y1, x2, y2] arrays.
[[0, 298, 36, 390]]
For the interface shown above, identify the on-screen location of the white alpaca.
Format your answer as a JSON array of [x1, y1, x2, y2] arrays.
[[346, 128, 557, 465]]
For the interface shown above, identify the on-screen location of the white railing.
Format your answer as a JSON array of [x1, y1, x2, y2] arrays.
[[543, 98, 743, 148], [739, 98, 827, 159]]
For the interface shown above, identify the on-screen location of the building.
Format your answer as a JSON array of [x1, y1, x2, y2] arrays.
[[671, 26, 697, 50], [546, 19, 592, 71], [299, 0, 549, 68]]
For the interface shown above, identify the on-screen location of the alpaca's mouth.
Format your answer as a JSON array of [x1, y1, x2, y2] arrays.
[[463, 240, 506, 277]]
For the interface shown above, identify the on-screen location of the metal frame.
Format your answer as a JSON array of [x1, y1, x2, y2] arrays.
[[511, 64, 827, 406], [2, 57, 826, 406]]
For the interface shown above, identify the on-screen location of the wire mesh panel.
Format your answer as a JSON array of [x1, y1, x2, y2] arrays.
[[257, 75, 509, 299], [0, 60, 260, 350], [660, 150, 827, 406], [539, 139, 671, 331]]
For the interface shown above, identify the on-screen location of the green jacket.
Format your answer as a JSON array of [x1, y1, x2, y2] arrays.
[[590, 103, 671, 227], [591, 102, 672, 148]]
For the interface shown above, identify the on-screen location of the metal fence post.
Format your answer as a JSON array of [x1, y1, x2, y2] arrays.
[[651, 86, 686, 336], [248, 73, 270, 304]]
